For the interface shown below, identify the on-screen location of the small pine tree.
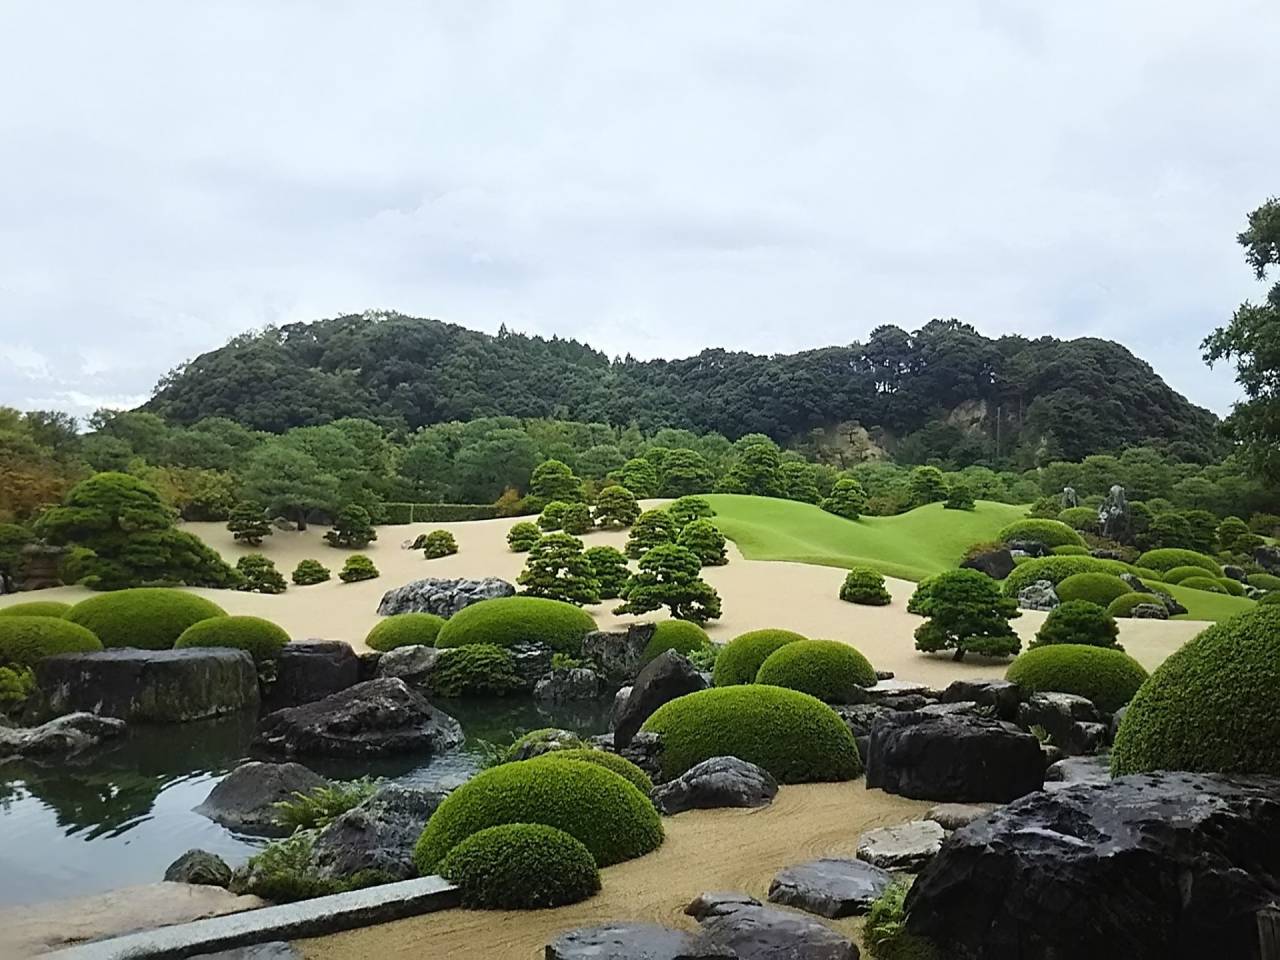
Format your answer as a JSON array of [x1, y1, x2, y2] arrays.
[[614, 543, 722, 623], [912, 568, 1020, 661], [422, 530, 459, 559], [677, 518, 728, 566], [538, 501, 569, 531], [819, 478, 866, 520], [530, 460, 583, 502], [609, 458, 659, 498], [517, 533, 601, 605], [593, 486, 641, 528], [584, 545, 630, 599], [324, 505, 378, 549], [839, 567, 891, 605], [1217, 516, 1252, 554], [292, 558, 331, 585], [908, 466, 950, 507], [559, 501, 593, 536], [237, 554, 288, 594], [667, 496, 715, 528], [338, 554, 379, 583], [943, 481, 976, 511], [227, 503, 273, 546], [624, 509, 680, 559], [507, 522, 542, 552]]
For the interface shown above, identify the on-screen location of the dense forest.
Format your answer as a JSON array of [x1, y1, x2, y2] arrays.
[[144, 314, 1224, 465]]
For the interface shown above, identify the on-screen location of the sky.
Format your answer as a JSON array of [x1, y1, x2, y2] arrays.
[[1, 1, 1277, 421]]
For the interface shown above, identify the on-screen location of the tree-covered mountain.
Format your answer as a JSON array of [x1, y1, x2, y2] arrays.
[[145, 311, 1223, 464]]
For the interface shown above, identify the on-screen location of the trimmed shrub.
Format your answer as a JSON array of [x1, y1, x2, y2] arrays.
[[291, 559, 331, 585], [1107, 592, 1165, 618], [432, 644, 523, 696], [1179, 576, 1228, 594], [558, 502, 592, 536], [506, 522, 542, 552], [1006, 644, 1148, 713], [537, 501, 569, 532], [584, 545, 629, 599], [324, 505, 377, 549], [0, 616, 102, 667], [1057, 506, 1099, 532], [667, 496, 715, 528], [413, 757, 663, 873], [0, 601, 72, 618], [819, 477, 866, 521], [338, 555, 379, 583], [624, 509, 679, 560], [1161, 565, 1216, 584], [1032, 600, 1120, 649], [839, 567, 891, 605], [439, 823, 600, 910], [422, 530, 459, 559], [641, 685, 861, 783], [365, 613, 447, 651], [942, 482, 975, 511], [236, 554, 287, 595], [1051, 544, 1090, 556], [1134, 548, 1220, 575], [1247, 572, 1280, 591], [677, 519, 728, 566], [755, 639, 876, 702], [507, 728, 587, 759], [996, 519, 1085, 548], [1001, 556, 1124, 598], [1217, 577, 1246, 596], [529, 748, 654, 793], [436, 596, 596, 655], [914, 569, 1020, 661], [1111, 607, 1280, 776], [1054, 572, 1131, 607], [640, 619, 711, 664], [1130, 567, 1162, 582], [227, 503, 273, 546], [1260, 591, 1280, 606], [592, 486, 640, 529], [614, 544, 721, 624], [174, 615, 289, 663], [712, 628, 807, 686], [518, 533, 600, 606], [65, 589, 226, 650]]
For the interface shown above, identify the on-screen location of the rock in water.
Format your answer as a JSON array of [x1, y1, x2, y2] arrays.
[[613, 650, 708, 748], [253, 678, 463, 758], [311, 783, 446, 882], [265, 641, 358, 709], [195, 761, 329, 835], [164, 849, 232, 887], [376, 577, 515, 617], [906, 773, 1280, 960], [375, 644, 441, 690], [533, 667, 605, 702], [581, 624, 657, 685], [0, 712, 125, 759], [651, 756, 778, 815], [768, 858, 892, 917], [546, 923, 736, 960]]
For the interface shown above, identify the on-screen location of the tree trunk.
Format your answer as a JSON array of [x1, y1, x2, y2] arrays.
[[295, 507, 307, 531]]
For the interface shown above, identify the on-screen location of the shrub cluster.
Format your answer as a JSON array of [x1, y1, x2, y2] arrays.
[[439, 823, 601, 909], [755, 639, 877, 702], [432, 644, 524, 696], [291, 558, 331, 585], [667, 496, 715, 527], [0, 600, 72, 618], [712, 628, 807, 686], [1051, 544, 1090, 556], [529, 748, 654, 793], [236, 554, 287, 594], [640, 619, 711, 664], [1001, 556, 1133, 597], [338, 555, 379, 582], [1032, 600, 1120, 648], [1216, 577, 1246, 597], [227, 503, 272, 546], [1247, 573, 1280, 591], [382, 503, 497, 524], [0, 615, 102, 667], [819, 477, 867, 521], [996, 518, 1085, 548], [584, 545, 629, 599], [436, 596, 596, 655], [1054, 572, 1131, 607], [506, 522, 542, 552], [1006, 644, 1148, 713], [1133, 548, 1220, 575], [592, 485, 641, 528], [421, 530, 459, 559], [624, 509, 679, 559], [365, 612, 446, 651], [839, 567, 891, 605], [518, 533, 600, 606], [64, 588, 227, 650], [174, 615, 290, 663]]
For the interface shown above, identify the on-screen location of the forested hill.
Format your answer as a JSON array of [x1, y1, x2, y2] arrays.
[[145, 311, 1222, 462]]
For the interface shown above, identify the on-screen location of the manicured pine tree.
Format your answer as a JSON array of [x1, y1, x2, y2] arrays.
[[593, 485, 641, 528], [667, 495, 715, 528], [614, 543, 722, 623], [819, 477, 866, 520], [585, 545, 631, 599], [530, 459, 584, 503], [912, 568, 1020, 661], [677, 518, 728, 566], [236, 554, 287, 594], [324, 504, 378, 549], [507, 521, 543, 552], [518, 533, 601, 605], [559, 501, 593, 535], [227, 503, 273, 546], [624, 509, 680, 559]]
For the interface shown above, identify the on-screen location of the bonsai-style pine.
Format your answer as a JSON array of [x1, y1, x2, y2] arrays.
[[530, 459, 583, 503], [908, 466, 950, 506], [227, 503, 272, 546], [1032, 600, 1121, 649], [559, 501, 593, 536], [667, 495, 715, 528], [677, 518, 728, 566], [912, 568, 1020, 661], [538, 501, 569, 531], [839, 567, 891, 605], [236, 554, 287, 594], [614, 543, 722, 624], [610, 458, 659, 498], [657, 449, 715, 498], [518, 533, 601, 605], [592, 485, 640, 528], [584, 545, 630, 599], [323, 505, 377, 549], [506, 521, 542, 552], [422, 530, 459, 559], [943, 481, 976, 511], [291, 558, 331, 585], [338, 554, 379, 583], [624, 509, 680, 559], [819, 477, 866, 520]]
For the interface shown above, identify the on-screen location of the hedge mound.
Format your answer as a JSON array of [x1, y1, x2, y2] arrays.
[[0, 616, 102, 667], [365, 613, 446, 652], [174, 615, 290, 663], [1246, 573, 1280, 591], [996, 519, 1085, 548], [1107, 592, 1165, 618], [1178, 576, 1228, 594], [1111, 608, 1280, 776], [413, 757, 663, 873], [64, 588, 227, 650], [712, 628, 807, 686], [839, 567, 892, 605], [0, 601, 73, 619], [1054, 572, 1132, 607], [529, 748, 654, 793], [438, 823, 600, 909], [1217, 577, 1246, 597], [1051, 544, 1090, 556], [641, 620, 711, 664], [435, 597, 596, 655], [754, 639, 877, 702], [640, 685, 861, 783], [1161, 565, 1217, 584], [1005, 644, 1148, 713], [1134, 549, 1220, 575], [1001, 556, 1130, 598], [1032, 600, 1120, 648]]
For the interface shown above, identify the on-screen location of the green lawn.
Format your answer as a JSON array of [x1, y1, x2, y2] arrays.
[[1163, 583, 1255, 622]]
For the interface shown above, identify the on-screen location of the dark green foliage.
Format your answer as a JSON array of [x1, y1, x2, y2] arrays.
[[530, 459, 583, 502], [422, 530, 459, 559], [506, 728, 588, 759], [614, 544, 721, 623], [1135, 548, 1220, 575], [1107, 592, 1164, 618], [529, 748, 654, 793], [1260, 591, 1280, 606], [227, 503, 272, 546], [273, 778, 379, 832], [175, 615, 290, 663], [755, 639, 877, 702], [506, 521, 542, 552], [518, 533, 600, 605], [432, 644, 524, 696], [1216, 516, 1252, 553], [233, 832, 390, 903], [1160, 564, 1219, 584], [1052, 544, 1090, 556], [0, 616, 102, 667], [943, 481, 975, 511], [0, 523, 33, 589], [436, 596, 597, 655], [1113, 608, 1280, 776], [1179, 575, 1228, 594], [558, 501, 592, 536], [718, 438, 784, 497], [1217, 577, 1246, 596], [1006, 644, 1148, 713], [780, 460, 821, 503], [1054, 572, 1130, 607], [439, 823, 600, 909], [641, 685, 861, 783], [865, 879, 940, 960], [996, 518, 1085, 548], [1001, 556, 1132, 597], [667, 495, 715, 528], [839, 567, 891, 605], [412, 757, 663, 873], [713, 628, 807, 686], [382, 503, 497, 523], [236, 554, 287, 594], [238, 444, 341, 531], [65, 588, 227, 650], [610, 458, 658, 498], [1145, 512, 1194, 550], [0, 664, 36, 710], [1032, 600, 1120, 648], [338, 554, 379, 582], [1247, 572, 1280, 590], [908, 466, 949, 506], [324, 505, 377, 549], [677, 518, 728, 566], [913, 569, 1020, 660], [819, 477, 866, 520], [291, 558, 331, 585], [365, 613, 446, 651], [1057, 506, 1098, 532], [640, 619, 711, 664], [624, 509, 679, 559], [592, 485, 640, 528], [0, 600, 72, 618], [584, 545, 629, 599], [659, 449, 716, 498], [537, 500, 569, 532]]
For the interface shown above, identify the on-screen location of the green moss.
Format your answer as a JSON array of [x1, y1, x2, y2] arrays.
[[641, 619, 711, 664], [1107, 592, 1165, 618], [839, 567, 892, 605], [712, 628, 807, 686], [436, 597, 596, 655], [1051, 544, 1090, 556], [365, 613, 446, 652], [641, 685, 861, 783], [0, 601, 72, 618], [432, 644, 523, 696], [1054, 572, 1131, 607], [0, 616, 102, 667], [439, 823, 600, 909], [1134, 548, 1221, 575], [1006, 644, 1148, 713], [1178, 576, 1227, 594], [64, 588, 227, 650], [996, 519, 1085, 548], [529, 748, 654, 793], [1032, 600, 1120, 648], [755, 639, 877, 702], [174, 615, 290, 663], [507, 728, 587, 759]]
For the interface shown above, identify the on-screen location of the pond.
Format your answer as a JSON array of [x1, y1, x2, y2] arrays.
[[0, 697, 614, 907]]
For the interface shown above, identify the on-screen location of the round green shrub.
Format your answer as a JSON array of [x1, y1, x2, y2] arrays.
[[1130, 567, 1162, 582], [641, 619, 711, 664], [755, 639, 877, 702], [1217, 577, 1246, 596], [1247, 572, 1280, 591], [291, 559, 331, 586], [506, 522, 542, 553], [432, 644, 523, 696], [1134, 548, 1221, 576], [996, 519, 1085, 548], [436, 597, 596, 655], [529, 748, 654, 793], [1001, 556, 1122, 598], [839, 567, 891, 605], [174, 615, 289, 663], [64, 588, 227, 650], [711, 628, 807, 686], [1057, 506, 1099, 532], [1005, 644, 1149, 713], [365, 612, 446, 651], [1260, 591, 1280, 606], [1178, 576, 1228, 594], [1111, 608, 1280, 776], [0, 601, 72, 618], [0, 616, 102, 667], [507, 728, 587, 759], [641, 685, 861, 783], [422, 531, 459, 559], [1107, 592, 1166, 618], [236, 554, 287, 595], [413, 757, 663, 873], [1031, 600, 1119, 648], [1054, 572, 1131, 607], [1161, 565, 1217, 584], [439, 823, 600, 909], [338, 555, 379, 583]]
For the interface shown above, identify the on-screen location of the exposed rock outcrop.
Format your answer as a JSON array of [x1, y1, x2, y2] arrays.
[[376, 577, 514, 617]]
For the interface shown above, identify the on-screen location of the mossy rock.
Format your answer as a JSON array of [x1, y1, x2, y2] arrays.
[[439, 822, 601, 909], [64, 588, 227, 650], [754, 639, 877, 702], [436, 597, 596, 655], [712, 628, 807, 686], [365, 613, 446, 652], [1006, 644, 1148, 713], [0, 616, 102, 667], [0, 601, 72, 619], [174, 615, 290, 663], [640, 620, 711, 664]]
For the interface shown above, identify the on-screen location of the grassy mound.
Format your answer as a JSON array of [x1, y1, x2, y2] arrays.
[[1161, 564, 1217, 584], [641, 685, 861, 783], [641, 620, 711, 664], [1006, 644, 1149, 713], [529, 748, 654, 793], [0, 601, 72, 618], [0, 616, 102, 667], [1178, 576, 1228, 594], [1001, 556, 1124, 597], [1054, 572, 1132, 607], [174, 615, 289, 662], [1217, 577, 1246, 596], [64, 588, 227, 650], [712, 628, 807, 686], [1107, 592, 1165, 618], [754, 639, 877, 702], [439, 823, 600, 909], [365, 613, 446, 652], [996, 518, 1085, 548], [436, 597, 596, 655], [1134, 549, 1220, 575]]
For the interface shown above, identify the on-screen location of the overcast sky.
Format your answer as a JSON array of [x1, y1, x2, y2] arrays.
[[2, 1, 1277, 421]]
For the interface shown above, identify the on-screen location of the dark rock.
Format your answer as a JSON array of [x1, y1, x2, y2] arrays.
[[164, 849, 232, 887], [374, 645, 440, 690], [356, 651, 382, 682], [36, 648, 259, 723], [856, 820, 946, 870], [1089, 548, 1126, 561], [925, 802, 997, 830], [1017, 692, 1103, 756], [592, 731, 664, 780], [0, 711, 125, 758], [1119, 573, 1154, 594], [1097, 484, 1130, 541], [1253, 545, 1280, 575], [961, 547, 1015, 580], [1131, 602, 1169, 619], [1109, 706, 1127, 742], [195, 761, 329, 835], [581, 624, 657, 684], [1223, 564, 1247, 582], [875, 669, 895, 681], [266, 641, 359, 709], [685, 891, 763, 919], [608, 685, 632, 731], [253, 678, 463, 759], [272, 517, 298, 531], [768, 858, 891, 917], [1045, 754, 1111, 787], [1005, 539, 1048, 557], [534, 667, 605, 702], [613, 650, 707, 748], [697, 902, 857, 960], [917, 700, 982, 718], [1017, 580, 1059, 611], [941, 679, 1022, 720], [546, 923, 736, 960], [376, 577, 515, 617], [832, 703, 896, 739], [878, 694, 935, 711], [651, 756, 778, 815], [509, 642, 553, 690], [905, 772, 1280, 960], [866, 712, 1044, 802], [1160, 592, 1189, 616], [312, 783, 446, 881]]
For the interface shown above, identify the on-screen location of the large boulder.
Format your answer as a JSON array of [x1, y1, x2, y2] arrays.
[[265, 641, 359, 709], [940, 679, 1022, 720], [253, 678, 463, 759], [866, 712, 1044, 802], [0, 712, 125, 759], [1097, 484, 1130, 541], [36, 648, 259, 723], [906, 773, 1280, 960], [768, 857, 892, 918], [195, 761, 329, 835], [509, 642, 553, 690], [547, 923, 735, 960], [961, 547, 1015, 581], [581, 624, 657, 684], [1017, 580, 1059, 612], [533, 667, 605, 702], [650, 756, 778, 815], [694, 901, 857, 959], [376, 577, 515, 617], [1253, 545, 1280, 575], [856, 820, 945, 870], [164, 849, 232, 887], [311, 783, 446, 882], [1045, 755, 1111, 788], [1016, 692, 1106, 757], [613, 650, 708, 748]]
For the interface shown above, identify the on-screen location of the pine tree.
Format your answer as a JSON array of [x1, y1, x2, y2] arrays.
[[518, 533, 601, 605], [324, 504, 377, 549], [227, 503, 272, 545], [614, 543, 722, 623]]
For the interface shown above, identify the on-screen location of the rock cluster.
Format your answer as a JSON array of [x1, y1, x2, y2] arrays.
[[375, 577, 514, 617], [0, 712, 125, 759]]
